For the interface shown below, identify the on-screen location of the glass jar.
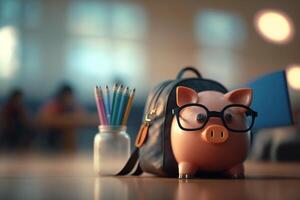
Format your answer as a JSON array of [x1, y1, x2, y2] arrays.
[[94, 125, 131, 175]]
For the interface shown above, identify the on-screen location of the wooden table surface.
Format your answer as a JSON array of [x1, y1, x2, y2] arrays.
[[0, 154, 300, 200]]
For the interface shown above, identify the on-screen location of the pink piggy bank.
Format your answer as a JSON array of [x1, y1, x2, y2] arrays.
[[171, 86, 257, 179]]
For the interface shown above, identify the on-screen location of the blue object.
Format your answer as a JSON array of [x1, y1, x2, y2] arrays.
[[244, 70, 293, 130], [104, 87, 111, 123], [110, 86, 118, 124], [111, 87, 123, 125], [116, 89, 129, 125]]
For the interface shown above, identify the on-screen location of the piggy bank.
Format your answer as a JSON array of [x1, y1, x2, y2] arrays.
[[171, 86, 257, 179]]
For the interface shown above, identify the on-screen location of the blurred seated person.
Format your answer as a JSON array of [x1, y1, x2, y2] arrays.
[[0, 89, 34, 152], [37, 83, 97, 153]]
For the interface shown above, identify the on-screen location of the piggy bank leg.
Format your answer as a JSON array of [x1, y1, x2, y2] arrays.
[[178, 162, 197, 179], [224, 164, 245, 179]]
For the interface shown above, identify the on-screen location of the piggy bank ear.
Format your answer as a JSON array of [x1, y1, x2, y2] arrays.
[[224, 88, 253, 106], [176, 86, 198, 107]]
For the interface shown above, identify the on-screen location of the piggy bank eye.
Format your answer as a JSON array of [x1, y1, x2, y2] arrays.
[[196, 113, 207, 123], [225, 113, 233, 123]]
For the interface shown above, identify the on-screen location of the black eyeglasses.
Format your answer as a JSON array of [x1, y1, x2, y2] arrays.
[[172, 103, 258, 132]]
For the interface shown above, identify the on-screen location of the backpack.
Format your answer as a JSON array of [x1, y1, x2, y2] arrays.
[[117, 66, 228, 177]]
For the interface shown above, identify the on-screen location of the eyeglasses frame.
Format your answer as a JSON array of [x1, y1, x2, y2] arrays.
[[172, 103, 258, 132]]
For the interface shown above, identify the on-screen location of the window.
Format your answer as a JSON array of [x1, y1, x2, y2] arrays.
[[0, 1, 148, 102], [65, 1, 148, 102], [0, 0, 43, 97], [195, 10, 246, 87], [0, 26, 18, 79], [0, 0, 21, 96]]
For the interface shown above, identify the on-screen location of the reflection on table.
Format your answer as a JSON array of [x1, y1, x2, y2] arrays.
[[0, 154, 300, 200]]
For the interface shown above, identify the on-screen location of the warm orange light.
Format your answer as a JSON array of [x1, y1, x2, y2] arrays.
[[254, 9, 294, 44], [287, 65, 300, 90]]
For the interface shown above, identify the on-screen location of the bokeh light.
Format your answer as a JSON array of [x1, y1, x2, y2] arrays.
[[0, 26, 18, 78], [287, 64, 300, 90], [254, 9, 294, 44]]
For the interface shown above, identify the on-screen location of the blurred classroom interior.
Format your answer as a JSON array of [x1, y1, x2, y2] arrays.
[[0, 0, 300, 199], [0, 0, 299, 158]]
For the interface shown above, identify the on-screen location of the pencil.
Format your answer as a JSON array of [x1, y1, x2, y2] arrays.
[[94, 86, 108, 125], [110, 84, 118, 124], [111, 85, 123, 125], [94, 87, 103, 125], [121, 88, 135, 126], [104, 85, 111, 124], [98, 86, 108, 125], [116, 87, 129, 125]]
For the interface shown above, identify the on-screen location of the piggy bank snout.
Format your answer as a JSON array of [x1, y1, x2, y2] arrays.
[[201, 125, 228, 144]]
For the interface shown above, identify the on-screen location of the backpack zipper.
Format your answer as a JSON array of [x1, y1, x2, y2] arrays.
[[136, 80, 172, 148], [144, 80, 172, 123]]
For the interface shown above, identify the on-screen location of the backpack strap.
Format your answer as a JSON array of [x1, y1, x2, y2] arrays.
[[116, 123, 149, 176], [116, 147, 142, 176], [176, 66, 202, 79]]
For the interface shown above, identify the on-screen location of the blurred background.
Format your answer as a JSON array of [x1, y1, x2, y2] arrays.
[[0, 0, 299, 161]]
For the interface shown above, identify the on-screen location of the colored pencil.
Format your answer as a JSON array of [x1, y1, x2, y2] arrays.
[[98, 86, 108, 125], [104, 85, 111, 123], [111, 85, 123, 125], [116, 87, 129, 125], [121, 88, 135, 125], [95, 84, 135, 126], [110, 84, 118, 124], [94, 87, 103, 125], [94, 86, 108, 125]]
